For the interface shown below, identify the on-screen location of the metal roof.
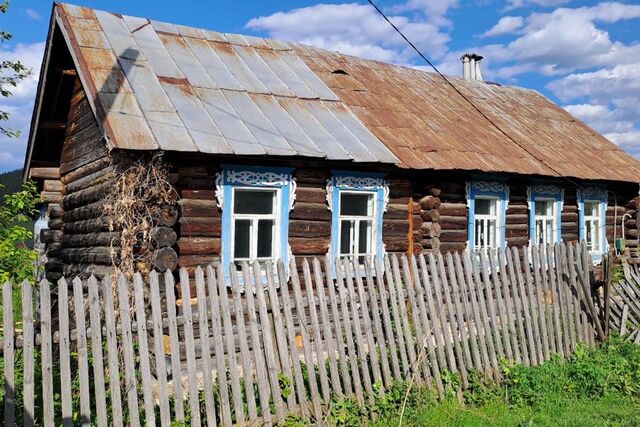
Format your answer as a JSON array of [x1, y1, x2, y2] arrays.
[[49, 3, 640, 182]]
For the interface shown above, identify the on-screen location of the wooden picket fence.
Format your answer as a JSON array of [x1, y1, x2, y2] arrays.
[[0, 241, 602, 426], [609, 261, 640, 342]]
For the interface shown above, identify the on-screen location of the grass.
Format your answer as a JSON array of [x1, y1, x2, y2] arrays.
[[375, 394, 640, 426]]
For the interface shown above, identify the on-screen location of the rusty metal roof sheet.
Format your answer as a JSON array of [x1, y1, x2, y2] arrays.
[[53, 3, 640, 182]]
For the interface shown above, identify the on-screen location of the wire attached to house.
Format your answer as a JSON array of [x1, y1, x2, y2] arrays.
[[366, 0, 583, 188]]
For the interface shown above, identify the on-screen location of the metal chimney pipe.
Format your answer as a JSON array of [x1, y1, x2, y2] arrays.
[[460, 53, 484, 81], [462, 55, 471, 79]]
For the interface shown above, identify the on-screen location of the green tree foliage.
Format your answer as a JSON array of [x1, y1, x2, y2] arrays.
[[0, 180, 40, 282], [0, 1, 31, 139]]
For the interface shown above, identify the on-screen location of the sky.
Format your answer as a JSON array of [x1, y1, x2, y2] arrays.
[[1, 0, 639, 172]]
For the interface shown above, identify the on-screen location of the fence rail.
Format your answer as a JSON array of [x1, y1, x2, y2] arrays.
[[1, 241, 599, 425]]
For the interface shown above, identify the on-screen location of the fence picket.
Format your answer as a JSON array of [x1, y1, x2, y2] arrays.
[[193, 267, 217, 426], [57, 278, 73, 427], [547, 245, 563, 354], [565, 244, 582, 348], [489, 251, 517, 363], [178, 269, 201, 427], [73, 277, 92, 426], [505, 248, 533, 366], [446, 253, 474, 375], [554, 244, 572, 356], [374, 258, 402, 381], [87, 276, 108, 427], [40, 280, 54, 427], [477, 251, 505, 363], [518, 247, 540, 366], [206, 265, 233, 426], [3, 281, 15, 426], [530, 245, 550, 362], [385, 256, 410, 378], [149, 272, 171, 426], [22, 280, 34, 427], [164, 271, 185, 421], [391, 255, 418, 380]]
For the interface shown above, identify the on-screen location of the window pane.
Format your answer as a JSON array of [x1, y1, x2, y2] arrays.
[[535, 200, 552, 216], [475, 198, 495, 215], [358, 220, 371, 254], [585, 201, 598, 217], [257, 219, 274, 258], [340, 193, 373, 216], [234, 189, 275, 214], [340, 220, 353, 254], [234, 219, 251, 258]]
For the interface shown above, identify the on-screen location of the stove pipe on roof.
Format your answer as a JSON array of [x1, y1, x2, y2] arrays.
[[461, 53, 484, 81]]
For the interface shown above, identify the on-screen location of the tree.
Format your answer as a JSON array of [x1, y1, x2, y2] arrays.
[[0, 1, 39, 283], [0, 1, 31, 138]]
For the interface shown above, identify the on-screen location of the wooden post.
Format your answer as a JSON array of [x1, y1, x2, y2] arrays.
[[604, 253, 612, 337]]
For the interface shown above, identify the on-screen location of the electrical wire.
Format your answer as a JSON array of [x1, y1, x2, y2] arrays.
[[366, 0, 584, 188]]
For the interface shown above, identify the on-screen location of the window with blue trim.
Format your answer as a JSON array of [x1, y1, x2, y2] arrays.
[[327, 172, 387, 264], [578, 187, 607, 261], [466, 180, 509, 251], [527, 185, 563, 246], [216, 165, 296, 279]]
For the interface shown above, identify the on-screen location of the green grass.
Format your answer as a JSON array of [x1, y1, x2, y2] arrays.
[[375, 394, 640, 426]]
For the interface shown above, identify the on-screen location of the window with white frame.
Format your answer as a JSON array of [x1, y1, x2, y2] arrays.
[[466, 180, 509, 252], [328, 172, 387, 266], [578, 187, 607, 260], [217, 165, 295, 279], [534, 199, 556, 246], [527, 184, 563, 247]]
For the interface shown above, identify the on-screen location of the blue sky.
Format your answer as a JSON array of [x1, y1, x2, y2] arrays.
[[1, 0, 639, 172]]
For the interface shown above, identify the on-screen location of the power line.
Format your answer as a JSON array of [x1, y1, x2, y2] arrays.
[[366, 0, 581, 185]]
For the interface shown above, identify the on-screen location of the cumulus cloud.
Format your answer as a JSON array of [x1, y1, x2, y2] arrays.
[[0, 42, 45, 172], [505, 0, 571, 11], [482, 16, 524, 37]]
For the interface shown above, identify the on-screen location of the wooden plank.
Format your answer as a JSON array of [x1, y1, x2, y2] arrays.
[[507, 248, 535, 366], [164, 271, 185, 421], [489, 251, 517, 363], [410, 255, 444, 394], [206, 265, 233, 426], [343, 259, 374, 400], [553, 244, 571, 356], [253, 262, 286, 422], [565, 244, 582, 348], [57, 279, 74, 427], [546, 245, 563, 355], [133, 273, 157, 426], [229, 265, 257, 423], [40, 281, 54, 427], [301, 259, 331, 402], [477, 251, 505, 363], [3, 281, 15, 426], [290, 259, 323, 417], [531, 245, 551, 362], [194, 267, 217, 426], [574, 258, 606, 342], [73, 277, 92, 425], [384, 255, 411, 378], [373, 258, 402, 382], [445, 253, 474, 375], [391, 255, 418, 381], [352, 258, 383, 387], [313, 258, 343, 395], [277, 260, 309, 417], [435, 253, 468, 387], [21, 281, 35, 427], [576, 242, 595, 345], [87, 276, 108, 426], [451, 253, 483, 377], [238, 263, 270, 423], [521, 247, 542, 365], [149, 272, 171, 426], [621, 305, 629, 336]]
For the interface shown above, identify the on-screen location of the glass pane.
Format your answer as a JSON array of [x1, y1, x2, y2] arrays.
[[475, 198, 495, 215], [488, 219, 496, 249], [340, 220, 353, 254], [234, 189, 275, 214], [358, 220, 371, 254], [234, 219, 250, 258], [340, 193, 373, 216], [535, 200, 552, 216], [257, 219, 274, 258], [585, 201, 598, 217]]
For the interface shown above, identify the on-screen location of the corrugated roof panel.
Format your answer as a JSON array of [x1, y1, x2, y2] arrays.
[[222, 90, 293, 156], [161, 82, 232, 154], [231, 45, 292, 96], [118, 57, 175, 112], [256, 49, 317, 99], [157, 32, 217, 89], [182, 38, 242, 91], [279, 98, 351, 160], [250, 94, 324, 158], [211, 42, 269, 94], [143, 110, 197, 151], [195, 88, 267, 155], [126, 24, 185, 79]]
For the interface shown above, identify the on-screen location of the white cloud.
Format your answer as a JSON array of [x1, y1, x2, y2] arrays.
[[26, 8, 41, 21], [482, 16, 524, 37], [0, 42, 45, 172], [246, 2, 452, 63], [505, 0, 571, 11], [548, 63, 640, 103]]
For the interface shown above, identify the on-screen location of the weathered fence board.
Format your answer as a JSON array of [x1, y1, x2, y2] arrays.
[[1, 242, 603, 426]]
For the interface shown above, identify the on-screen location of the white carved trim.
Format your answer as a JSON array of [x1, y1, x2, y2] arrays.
[[326, 179, 333, 211], [383, 182, 390, 212], [465, 181, 471, 208], [289, 177, 297, 211], [215, 172, 224, 209], [226, 170, 289, 187], [334, 175, 385, 190]]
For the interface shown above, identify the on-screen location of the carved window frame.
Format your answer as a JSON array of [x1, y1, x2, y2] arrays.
[[465, 180, 509, 251]]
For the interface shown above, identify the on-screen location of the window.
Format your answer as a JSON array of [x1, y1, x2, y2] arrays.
[[466, 180, 509, 251], [218, 166, 295, 279], [578, 187, 607, 261], [474, 198, 499, 250], [339, 192, 375, 263], [328, 172, 387, 266], [527, 185, 563, 247]]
